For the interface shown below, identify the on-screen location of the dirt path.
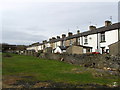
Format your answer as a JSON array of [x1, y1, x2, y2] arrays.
[[2, 75, 116, 88]]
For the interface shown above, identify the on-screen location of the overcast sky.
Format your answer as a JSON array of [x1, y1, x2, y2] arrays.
[[1, 0, 119, 45]]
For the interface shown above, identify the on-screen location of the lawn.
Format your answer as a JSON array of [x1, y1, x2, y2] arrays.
[[2, 53, 119, 88], [0, 52, 2, 89]]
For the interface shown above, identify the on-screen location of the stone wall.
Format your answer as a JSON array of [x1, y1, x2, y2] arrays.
[[66, 46, 83, 54], [20, 50, 120, 71], [39, 53, 120, 71]]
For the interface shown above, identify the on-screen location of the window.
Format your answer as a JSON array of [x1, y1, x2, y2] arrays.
[[100, 32, 105, 42], [84, 36, 88, 44]]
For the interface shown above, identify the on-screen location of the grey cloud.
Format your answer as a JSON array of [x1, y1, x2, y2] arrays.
[[2, 2, 118, 45], [2, 30, 47, 45]]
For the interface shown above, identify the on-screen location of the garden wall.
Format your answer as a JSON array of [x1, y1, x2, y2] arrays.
[[39, 53, 120, 71], [20, 50, 120, 71]]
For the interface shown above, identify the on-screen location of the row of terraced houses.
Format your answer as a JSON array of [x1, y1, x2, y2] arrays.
[[26, 20, 120, 56]]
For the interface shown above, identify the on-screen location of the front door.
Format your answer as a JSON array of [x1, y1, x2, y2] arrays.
[[101, 47, 105, 54]]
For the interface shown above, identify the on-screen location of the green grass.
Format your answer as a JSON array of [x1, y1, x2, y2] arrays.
[[0, 52, 2, 75], [2, 53, 119, 85]]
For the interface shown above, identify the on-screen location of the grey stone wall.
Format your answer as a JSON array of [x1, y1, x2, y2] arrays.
[[20, 50, 120, 71], [66, 46, 83, 54], [39, 53, 120, 71]]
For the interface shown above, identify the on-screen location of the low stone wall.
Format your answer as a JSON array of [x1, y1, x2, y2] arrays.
[[20, 50, 120, 71], [39, 53, 120, 71]]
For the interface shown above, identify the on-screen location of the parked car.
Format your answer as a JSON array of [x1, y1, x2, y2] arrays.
[[92, 52, 100, 54]]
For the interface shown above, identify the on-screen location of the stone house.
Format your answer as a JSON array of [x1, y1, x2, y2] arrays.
[[38, 43, 44, 53], [109, 41, 120, 56], [47, 21, 120, 55], [66, 45, 92, 54], [70, 21, 120, 54], [26, 45, 38, 52], [65, 32, 79, 46], [26, 21, 120, 56]]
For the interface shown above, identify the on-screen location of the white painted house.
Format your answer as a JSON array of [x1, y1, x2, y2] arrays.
[[27, 21, 119, 55], [38, 43, 44, 51], [77, 21, 120, 54], [51, 21, 120, 54], [26, 45, 38, 52], [53, 46, 68, 53], [54, 47, 62, 53], [26, 43, 43, 52]]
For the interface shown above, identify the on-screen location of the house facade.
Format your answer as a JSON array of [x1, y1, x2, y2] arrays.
[[27, 21, 120, 55], [71, 21, 120, 54], [26, 45, 38, 52]]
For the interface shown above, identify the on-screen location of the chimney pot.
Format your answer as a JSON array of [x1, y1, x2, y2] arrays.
[[52, 37, 56, 40], [89, 25, 96, 31], [44, 40, 47, 42], [105, 20, 112, 26], [43, 40, 47, 44], [57, 36, 60, 39], [49, 38, 52, 41], [68, 32, 73, 37], [77, 30, 80, 34], [62, 34, 66, 38]]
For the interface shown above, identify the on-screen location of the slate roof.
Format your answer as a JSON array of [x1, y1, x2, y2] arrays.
[[47, 38, 63, 43], [49, 22, 120, 42], [66, 22, 120, 39], [29, 22, 120, 46]]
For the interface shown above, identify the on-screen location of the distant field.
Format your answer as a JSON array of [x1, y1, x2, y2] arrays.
[[2, 53, 120, 88]]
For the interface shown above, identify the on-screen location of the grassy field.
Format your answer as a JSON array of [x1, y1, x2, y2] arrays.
[[0, 52, 2, 89], [2, 53, 119, 88]]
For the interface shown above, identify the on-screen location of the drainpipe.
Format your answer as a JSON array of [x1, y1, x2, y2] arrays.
[[97, 32, 101, 53], [97, 33, 98, 50], [118, 29, 120, 55], [118, 29, 120, 41]]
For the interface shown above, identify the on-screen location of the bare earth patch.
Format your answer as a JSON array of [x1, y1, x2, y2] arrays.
[[2, 75, 22, 88]]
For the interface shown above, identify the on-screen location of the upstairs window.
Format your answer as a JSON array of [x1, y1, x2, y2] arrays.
[[100, 32, 105, 42], [84, 36, 88, 44]]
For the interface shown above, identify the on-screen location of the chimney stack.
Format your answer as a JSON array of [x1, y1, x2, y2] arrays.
[[89, 25, 96, 31], [42, 41, 45, 44], [57, 36, 60, 39], [52, 37, 56, 40], [77, 30, 80, 34], [68, 32, 73, 37], [44, 40, 47, 43], [62, 34, 66, 39], [105, 20, 112, 26], [49, 38, 52, 41], [43, 40, 47, 44]]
